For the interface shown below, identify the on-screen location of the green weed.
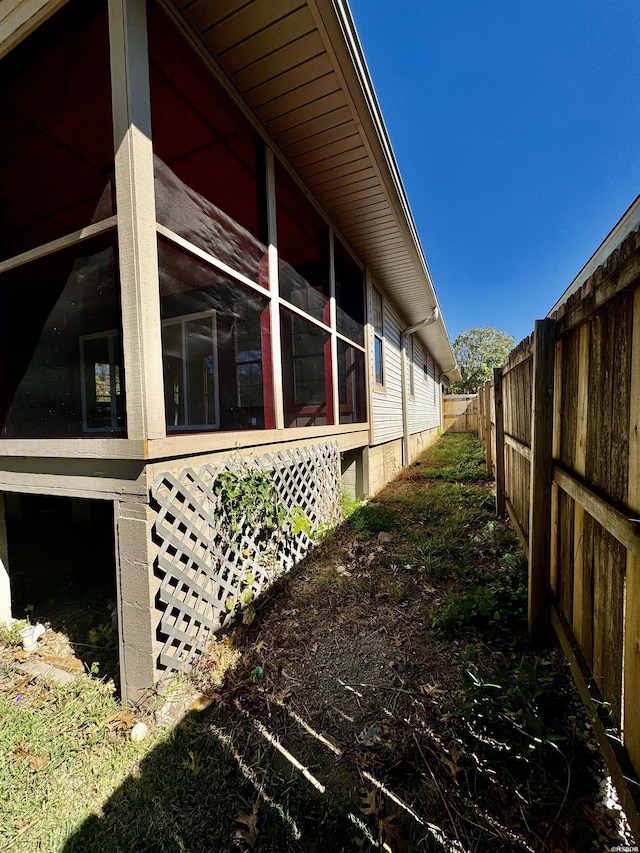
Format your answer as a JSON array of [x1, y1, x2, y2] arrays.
[[431, 562, 527, 639], [0, 619, 27, 646], [346, 503, 397, 538], [456, 655, 569, 765]]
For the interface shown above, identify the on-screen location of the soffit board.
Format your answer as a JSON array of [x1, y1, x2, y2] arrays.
[[175, 0, 459, 377]]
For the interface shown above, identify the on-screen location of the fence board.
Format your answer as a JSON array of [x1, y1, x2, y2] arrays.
[[611, 294, 632, 504], [481, 228, 640, 829], [442, 395, 478, 433], [624, 285, 640, 781], [558, 489, 574, 622], [581, 512, 595, 668], [494, 368, 506, 516]]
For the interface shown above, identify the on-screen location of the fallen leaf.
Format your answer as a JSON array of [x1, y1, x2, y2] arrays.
[[182, 750, 201, 775], [234, 802, 259, 848], [274, 686, 292, 703], [6, 744, 31, 764], [29, 754, 48, 773], [440, 743, 464, 779], [41, 655, 84, 673], [95, 709, 135, 732], [419, 682, 445, 697], [190, 695, 213, 712], [360, 788, 378, 816], [379, 813, 408, 853]]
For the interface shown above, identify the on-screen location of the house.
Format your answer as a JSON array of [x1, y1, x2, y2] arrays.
[[0, 0, 460, 703]]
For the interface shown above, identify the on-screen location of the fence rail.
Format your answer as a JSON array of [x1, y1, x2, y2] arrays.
[[480, 225, 640, 837]]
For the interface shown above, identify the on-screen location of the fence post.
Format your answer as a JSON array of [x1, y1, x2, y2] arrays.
[[493, 367, 506, 517], [624, 287, 640, 780], [484, 381, 493, 474], [528, 318, 556, 642]]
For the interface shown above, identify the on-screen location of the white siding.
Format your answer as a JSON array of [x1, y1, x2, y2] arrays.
[[371, 291, 403, 445], [408, 341, 441, 435], [369, 281, 442, 447]]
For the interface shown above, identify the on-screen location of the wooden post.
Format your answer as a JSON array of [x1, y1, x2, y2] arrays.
[[484, 381, 493, 474], [550, 338, 563, 596], [624, 286, 640, 779], [109, 0, 166, 440], [528, 318, 557, 642], [114, 501, 160, 705], [572, 323, 590, 642], [264, 147, 284, 430], [0, 492, 10, 626], [493, 368, 506, 517]]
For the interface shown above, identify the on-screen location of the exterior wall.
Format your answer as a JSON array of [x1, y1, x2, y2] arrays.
[[367, 425, 438, 495], [408, 340, 441, 435], [371, 295, 403, 445], [409, 425, 439, 461], [341, 448, 365, 500], [370, 287, 442, 447], [367, 438, 402, 496]]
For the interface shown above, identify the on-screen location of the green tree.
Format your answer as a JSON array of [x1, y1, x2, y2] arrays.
[[449, 327, 515, 394]]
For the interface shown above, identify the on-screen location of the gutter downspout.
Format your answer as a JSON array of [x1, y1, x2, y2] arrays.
[[401, 307, 439, 467]]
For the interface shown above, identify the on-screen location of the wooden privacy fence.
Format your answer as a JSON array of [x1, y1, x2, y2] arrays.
[[442, 394, 478, 433], [480, 225, 640, 835]]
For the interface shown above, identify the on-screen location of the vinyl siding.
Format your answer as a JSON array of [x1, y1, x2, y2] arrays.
[[371, 295, 403, 445], [408, 341, 441, 434], [370, 285, 441, 447]]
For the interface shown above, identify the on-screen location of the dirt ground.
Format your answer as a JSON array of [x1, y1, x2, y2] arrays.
[[183, 439, 635, 852]]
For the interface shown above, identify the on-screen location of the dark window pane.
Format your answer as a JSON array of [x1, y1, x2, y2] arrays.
[[158, 237, 267, 431], [0, 0, 114, 260], [0, 232, 124, 438], [148, 4, 268, 286], [374, 337, 384, 386], [372, 288, 383, 335], [275, 161, 330, 323], [338, 340, 366, 425], [335, 240, 364, 345], [281, 310, 330, 428], [81, 332, 125, 431], [162, 313, 219, 429]]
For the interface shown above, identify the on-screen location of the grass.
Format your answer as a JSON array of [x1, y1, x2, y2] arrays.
[[414, 431, 492, 482], [0, 664, 152, 850], [0, 432, 633, 852]]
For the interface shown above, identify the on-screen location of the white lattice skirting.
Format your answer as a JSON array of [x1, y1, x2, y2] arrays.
[[150, 442, 341, 671]]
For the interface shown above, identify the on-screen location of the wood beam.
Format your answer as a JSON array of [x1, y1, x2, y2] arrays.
[[109, 0, 165, 440], [493, 367, 505, 517], [528, 318, 556, 642]]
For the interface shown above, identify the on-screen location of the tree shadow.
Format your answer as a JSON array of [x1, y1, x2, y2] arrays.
[[59, 689, 395, 853], [58, 550, 437, 853]]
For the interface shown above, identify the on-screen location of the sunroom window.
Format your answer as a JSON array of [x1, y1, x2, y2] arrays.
[[158, 236, 268, 431], [162, 312, 219, 431], [281, 310, 330, 427], [80, 331, 125, 432], [235, 305, 263, 411]]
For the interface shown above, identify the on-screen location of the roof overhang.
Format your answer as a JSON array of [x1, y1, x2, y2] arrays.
[[168, 0, 460, 381]]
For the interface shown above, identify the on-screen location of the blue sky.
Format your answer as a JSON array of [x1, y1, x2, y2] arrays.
[[348, 0, 640, 346]]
